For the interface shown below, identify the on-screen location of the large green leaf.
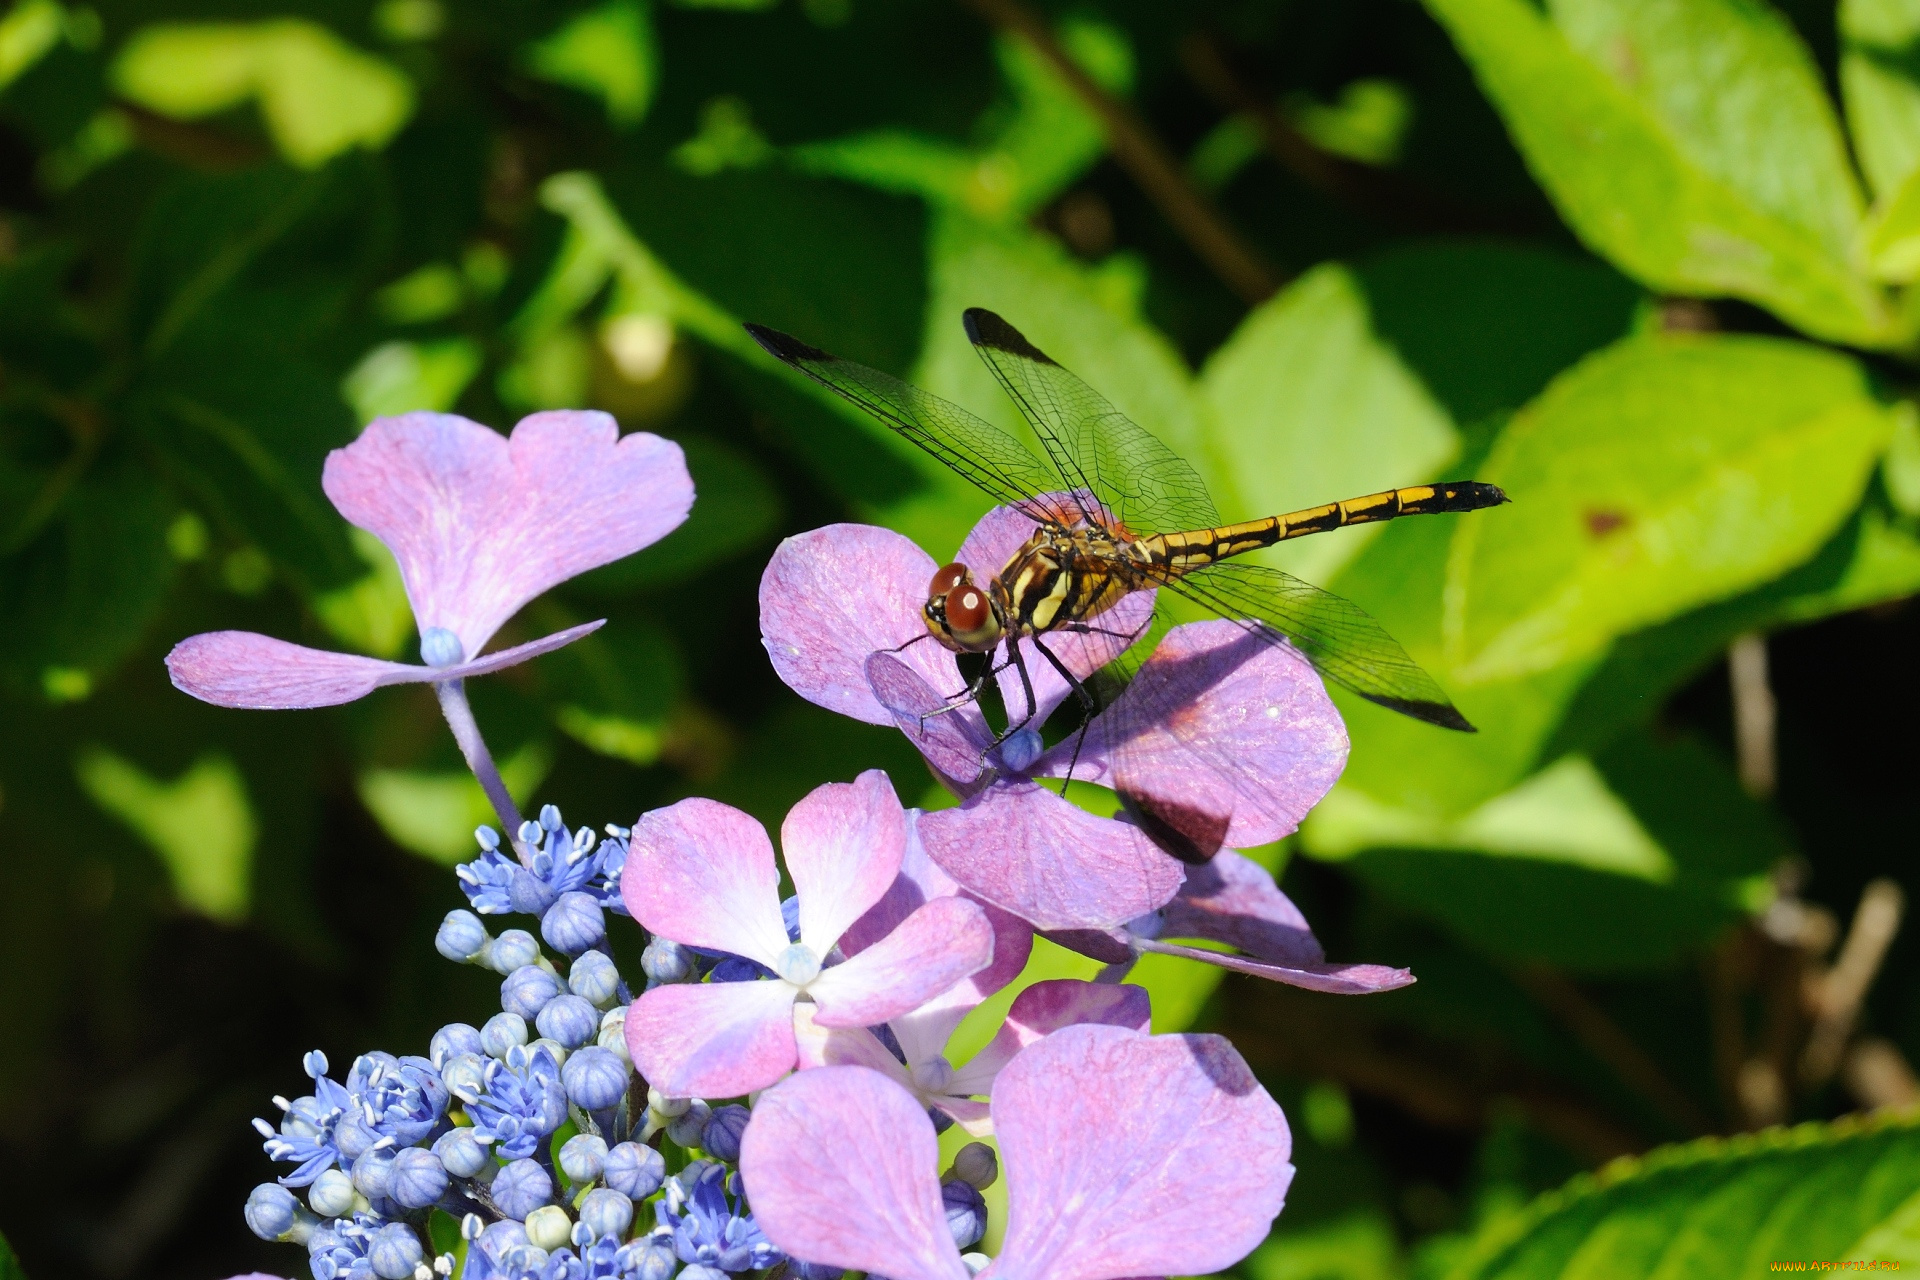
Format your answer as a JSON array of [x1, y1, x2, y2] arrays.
[[0, 1223, 24, 1280], [1842, 0, 1920, 198], [1423, 0, 1896, 347], [1447, 1109, 1920, 1277], [1447, 334, 1895, 682]]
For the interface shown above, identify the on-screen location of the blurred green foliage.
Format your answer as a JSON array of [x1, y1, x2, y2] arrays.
[[6, 0, 1920, 1274]]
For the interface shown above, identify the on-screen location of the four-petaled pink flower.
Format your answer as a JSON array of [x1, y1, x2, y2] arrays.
[[621, 770, 997, 1099], [759, 506, 1350, 932], [167, 410, 692, 709], [741, 1023, 1294, 1280]]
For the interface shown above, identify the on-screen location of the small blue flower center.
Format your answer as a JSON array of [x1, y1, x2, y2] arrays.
[[995, 727, 1044, 773], [910, 1055, 955, 1094], [774, 943, 822, 987], [420, 627, 465, 667]]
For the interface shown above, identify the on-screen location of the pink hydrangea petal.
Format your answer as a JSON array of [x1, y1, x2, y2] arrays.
[[624, 980, 799, 1099], [808, 897, 994, 1029], [759, 524, 965, 726], [783, 771, 908, 955], [947, 979, 1150, 1097], [864, 652, 993, 785], [792, 1005, 913, 1081], [1156, 849, 1323, 966], [323, 411, 691, 657], [740, 1067, 969, 1280], [620, 798, 790, 967], [917, 782, 1185, 931], [984, 1026, 1293, 1280], [1038, 620, 1347, 860], [1131, 937, 1415, 994], [165, 622, 605, 710], [843, 813, 1035, 1066]]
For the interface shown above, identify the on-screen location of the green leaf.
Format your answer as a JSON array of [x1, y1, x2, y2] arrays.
[[1422, 0, 1896, 347], [526, 0, 656, 128], [1842, 0, 1920, 197], [1199, 261, 1458, 584], [0, 0, 65, 92], [358, 741, 552, 864], [112, 20, 413, 168], [75, 748, 256, 923], [1862, 158, 1920, 280], [541, 618, 683, 767], [1448, 1109, 1920, 1277], [342, 339, 484, 422], [1447, 334, 1896, 681]]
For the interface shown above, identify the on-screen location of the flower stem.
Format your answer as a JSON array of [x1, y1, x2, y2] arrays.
[[434, 679, 528, 864]]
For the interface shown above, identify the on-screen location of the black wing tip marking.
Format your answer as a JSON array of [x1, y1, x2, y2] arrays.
[[744, 322, 834, 365], [963, 307, 1059, 366], [1360, 693, 1478, 733]]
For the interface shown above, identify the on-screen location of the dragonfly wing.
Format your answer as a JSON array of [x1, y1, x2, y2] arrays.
[[746, 323, 1061, 518], [1165, 560, 1475, 731], [963, 308, 1220, 537]]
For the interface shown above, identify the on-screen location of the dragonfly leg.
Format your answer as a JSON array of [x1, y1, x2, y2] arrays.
[[1025, 635, 1103, 799]]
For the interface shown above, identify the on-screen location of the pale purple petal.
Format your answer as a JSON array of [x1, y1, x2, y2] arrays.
[[1131, 937, 1415, 994], [621, 798, 790, 967], [323, 410, 691, 657], [1040, 620, 1347, 859], [624, 980, 798, 1098], [983, 1026, 1293, 1280], [936, 1096, 994, 1135], [808, 897, 994, 1029], [792, 1005, 913, 1081], [864, 652, 993, 785], [783, 771, 907, 954], [956, 499, 1155, 728], [166, 622, 604, 710], [844, 813, 1035, 1066], [740, 1067, 969, 1280], [1156, 850, 1322, 966], [759, 524, 966, 726], [918, 782, 1184, 932], [947, 979, 1150, 1097]]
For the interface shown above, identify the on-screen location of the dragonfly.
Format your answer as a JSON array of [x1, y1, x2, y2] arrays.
[[746, 308, 1507, 857]]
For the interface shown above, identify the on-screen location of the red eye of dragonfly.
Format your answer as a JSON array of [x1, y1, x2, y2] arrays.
[[945, 583, 991, 634], [928, 562, 970, 601]]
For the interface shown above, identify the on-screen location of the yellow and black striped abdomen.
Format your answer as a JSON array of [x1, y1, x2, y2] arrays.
[[1143, 481, 1508, 573]]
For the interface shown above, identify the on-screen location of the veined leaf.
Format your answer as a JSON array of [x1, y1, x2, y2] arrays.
[[1447, 334, 1895, 681], [1423, 0, 1896, 347], [1447, 1109, 1920, 1277]]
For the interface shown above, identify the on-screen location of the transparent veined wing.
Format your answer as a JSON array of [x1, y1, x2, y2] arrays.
[[962, 308, 1221, 539], [745, 323, 1064, 523], [1164, 559, 1474, 731]]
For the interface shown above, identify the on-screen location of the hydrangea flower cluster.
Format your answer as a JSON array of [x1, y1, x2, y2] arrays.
[[180, 406, 1415, 1280]]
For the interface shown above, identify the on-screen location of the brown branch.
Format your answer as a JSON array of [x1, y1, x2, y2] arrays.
[[1179, 33, 1542, 238], [960, 0, 1279, 305], [1803, 878, 1905, 1085], [1513, 965, 1717, 1137], [1728, 633, 1777, 798]]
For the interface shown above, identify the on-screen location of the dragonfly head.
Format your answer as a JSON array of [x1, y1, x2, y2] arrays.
[[924, 562, 1004, 652]]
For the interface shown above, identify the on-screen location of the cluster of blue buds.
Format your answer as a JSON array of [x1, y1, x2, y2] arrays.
[[243, 808, 790, 1280]]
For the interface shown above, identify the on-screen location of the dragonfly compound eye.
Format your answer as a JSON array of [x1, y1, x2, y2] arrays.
[[943, 582, 1001, 647], [928, 562, 971, 601]]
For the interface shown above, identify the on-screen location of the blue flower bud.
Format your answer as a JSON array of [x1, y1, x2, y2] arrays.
[[442, 1051, 487, 1100], [598, 1007, 630, 1063], [502, 964, 563, 1019], [702, 1105, 750, 1162], [483, 928, 541, 975], [943, 1179, 987, 1249], [683, 1265, 729, 1280], [558, 1133, 608, 1182], [536, 994, 600, 1049], [481, 1012, 529, 1059], [526, 1204, 572, 1252], [630, 1242, 677, 1280], [436, 910, 491, 962], [369, 1222, 426, 1280], [510, 865, 559, 916], [388, 1147, 448, 1209], [244, 1182, 298, 1240], [561, 1045, 628, 1110], [430, 1022, 485, 1069], [787, 1262, 844, 1280], [432, 1127, 491, 1179], [308, 1167, 356, 1218], [493, 1157, 552, 1220], [352, 1148, 396, 1201], [569, 950, 622, 1006], [951, 1142, 998, 1191], [420, 626, 464, 667], [602, 1142, 664, 1199], [335, 1109, 378, 1161], [666, 1099, 712, 1149], [641, 937, 694, 986], [577, 1187, 632, 1239], [480, 1218, 527, 1254], [542, 891, 606, 954]]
